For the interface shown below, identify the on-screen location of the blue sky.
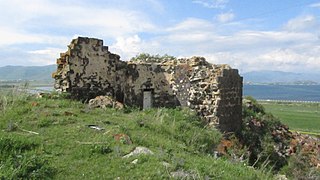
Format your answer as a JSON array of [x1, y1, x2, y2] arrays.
[[0, 0, 319, 73]]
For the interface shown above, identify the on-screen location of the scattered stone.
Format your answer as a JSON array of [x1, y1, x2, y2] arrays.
[[288, 132, 320, 169], [87, 125, 104, 131], [123, 147, 153, 158], [131, 159, 138, 164], [161, 161, 171, 168], [35, 92, 44, 99], [170, 170, 197, 179], [275, 174, 288, 180]]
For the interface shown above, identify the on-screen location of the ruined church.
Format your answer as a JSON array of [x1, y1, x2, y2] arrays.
[[52, 37, 243, 132]]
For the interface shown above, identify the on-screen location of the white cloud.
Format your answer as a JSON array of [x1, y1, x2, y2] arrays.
[[110, 35, 143, 60], [256, 48, 320, 72], [0, 0, 157, 66], [309, 2, 320, 8], [284, 15, 318, 32], [0, 0, 319, 74], [28, 47, 64, 57], [129, 16, 320, 73], [192, 0, 228, 9], [0, 28, 43, 46], [216, 12, 235, 23], [27, 48, 65, 65], [0, 28, 70, 47], [167, 18, 215, 32], [0, 0, 156, 42]]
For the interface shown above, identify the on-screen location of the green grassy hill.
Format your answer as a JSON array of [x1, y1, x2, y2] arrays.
[[0, 92, 273, 179]]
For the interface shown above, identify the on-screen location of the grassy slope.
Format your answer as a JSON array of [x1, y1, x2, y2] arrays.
[[261, 102, 320, 133], [0, 92, 273, 179]]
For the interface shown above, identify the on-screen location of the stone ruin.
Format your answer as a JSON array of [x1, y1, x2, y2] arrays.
[[52, 37, 243, 132]]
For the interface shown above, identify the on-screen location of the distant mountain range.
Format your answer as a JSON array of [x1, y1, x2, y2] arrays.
[[0, 65, 319, 85], [0, 65, 56, 81], [242, 70, 320, 85]]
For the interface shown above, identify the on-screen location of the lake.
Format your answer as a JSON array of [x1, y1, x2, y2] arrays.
[[244, 85, 320, 102]]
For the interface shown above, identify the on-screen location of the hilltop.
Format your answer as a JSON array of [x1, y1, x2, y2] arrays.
[[0, 91, 273, 179], [0, 90, 319, 179]]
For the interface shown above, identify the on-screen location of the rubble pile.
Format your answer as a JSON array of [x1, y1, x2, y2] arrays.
[[289, 133, 320, 169]]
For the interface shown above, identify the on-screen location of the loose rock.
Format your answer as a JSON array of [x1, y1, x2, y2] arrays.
[[123, 147, 154, 158]]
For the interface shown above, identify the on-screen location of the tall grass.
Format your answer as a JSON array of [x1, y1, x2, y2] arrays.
[[0, 83, 30, 113]]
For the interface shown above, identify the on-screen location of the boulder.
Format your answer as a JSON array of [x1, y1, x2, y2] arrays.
[[88, 96, 123, 110]]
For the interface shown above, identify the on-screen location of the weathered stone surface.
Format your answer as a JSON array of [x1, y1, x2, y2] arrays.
[[53, 37, 243, 132]]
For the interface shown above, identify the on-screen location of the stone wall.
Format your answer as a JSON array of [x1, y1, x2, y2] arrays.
[[52, 37, 127, 100], [53, 37, 243, 132]]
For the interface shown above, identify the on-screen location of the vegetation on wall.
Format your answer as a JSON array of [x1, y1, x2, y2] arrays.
[[130, 53, 176, 63]]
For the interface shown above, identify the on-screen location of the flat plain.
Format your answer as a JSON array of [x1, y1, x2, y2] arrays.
[[261, 101, 320, 134]]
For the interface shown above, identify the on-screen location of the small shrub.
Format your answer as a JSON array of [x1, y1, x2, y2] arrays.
[[243, 96, 265, 118], [38, 118, 54, 127], [0, 137, 38, 155], [90, 144, 112, 155]]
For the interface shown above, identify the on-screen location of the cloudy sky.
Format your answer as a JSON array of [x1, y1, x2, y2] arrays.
[[0, 0, 320, 73]]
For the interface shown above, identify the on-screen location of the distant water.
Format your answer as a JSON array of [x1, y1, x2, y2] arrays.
[[34, 86, 53, 91], [27, 86, 53, 94], [244, 85, 320, 102]]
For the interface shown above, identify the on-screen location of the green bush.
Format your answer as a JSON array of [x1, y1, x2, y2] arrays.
[[242, 96, 265, 118]]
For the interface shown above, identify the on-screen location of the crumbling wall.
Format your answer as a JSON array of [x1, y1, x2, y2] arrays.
[[52, 37, 127, 101], [53, 37, 243, 132]]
